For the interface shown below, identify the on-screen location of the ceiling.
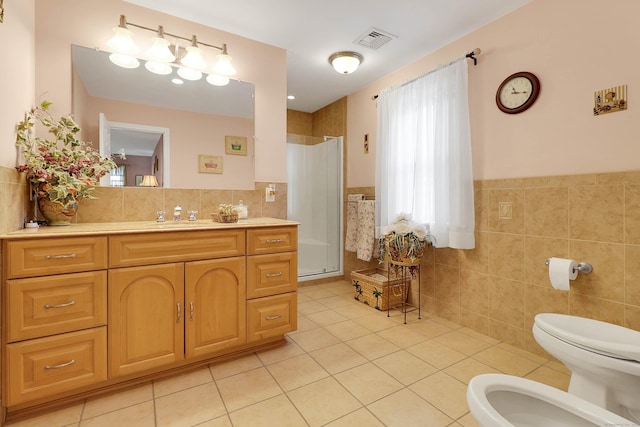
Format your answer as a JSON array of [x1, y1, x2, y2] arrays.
[[123, 0, 531, 113]]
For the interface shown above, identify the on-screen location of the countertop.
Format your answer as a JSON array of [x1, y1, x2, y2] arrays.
[[2, 217, 299, 239]]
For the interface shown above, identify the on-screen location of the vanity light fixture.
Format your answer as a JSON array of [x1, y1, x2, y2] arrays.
[[106, 15, 237, 85], [328, 51, 363, 74]]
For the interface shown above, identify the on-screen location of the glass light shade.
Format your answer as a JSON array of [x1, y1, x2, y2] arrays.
[[146, 37, 175, 63], [109, 53, 140, 69], [140, 175, 159, 187], [180, 46, 207, 70], [107, 26, 139, 55], [177, 67, 202, 81], [145, 61, 173, 75], [206, 74, 230, 86], [212, 53, 236, 76], [171, 78, 184, 85], [329, 52, 363, 74]]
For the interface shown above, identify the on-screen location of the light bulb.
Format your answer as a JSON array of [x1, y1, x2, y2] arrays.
[[145, 61, 173, 75], [107, 26, 139, 55], [177, 67, 202, 81], [146, 36, 175, 63], [212, 53, 236, 76], [206, 74, 230, 86], [109, 53, 140, 69]]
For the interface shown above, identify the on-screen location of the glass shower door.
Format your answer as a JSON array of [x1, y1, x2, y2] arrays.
[[287, 135, 343, 280]]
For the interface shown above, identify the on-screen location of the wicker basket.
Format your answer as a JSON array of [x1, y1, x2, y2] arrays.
[[212, 213, 239, 223], [351, 267, 406, 311]]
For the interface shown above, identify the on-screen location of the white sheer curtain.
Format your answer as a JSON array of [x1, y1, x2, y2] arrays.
[[375, 55, 475, 249]]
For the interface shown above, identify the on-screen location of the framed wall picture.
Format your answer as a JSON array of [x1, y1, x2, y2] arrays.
[[135, 175, 143, 186], [198, 155, 223, 174], [225, 136, 247, 156]]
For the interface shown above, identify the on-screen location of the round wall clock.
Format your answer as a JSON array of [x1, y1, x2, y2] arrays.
[[496, 71, 540, 114]]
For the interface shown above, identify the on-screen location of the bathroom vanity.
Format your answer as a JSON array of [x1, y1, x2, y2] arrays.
[[0, 218, 298, 417]]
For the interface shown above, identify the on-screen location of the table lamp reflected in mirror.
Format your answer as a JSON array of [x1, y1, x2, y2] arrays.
[[140, 175, 159, 187]]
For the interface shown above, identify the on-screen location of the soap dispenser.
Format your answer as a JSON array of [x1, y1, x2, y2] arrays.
[[173, 205, 182, 221], [236, 200, 248, 219]]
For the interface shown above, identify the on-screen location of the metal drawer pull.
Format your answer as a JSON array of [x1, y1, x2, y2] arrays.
[[265, 314, 282, 321], [177, 302, 181, 323], [266, 272, 283, 278], [265, 239, 283, 243], [45, 253, 77, 260], [190, 301, 194, 321], [45, 359, 76, 370], [44, 300, 76, 309]]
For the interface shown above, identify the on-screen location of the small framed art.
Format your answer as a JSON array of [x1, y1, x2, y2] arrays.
[[225, 136, 247, 156], [135, 175, 143, 186], [198, 155, 223, 174]]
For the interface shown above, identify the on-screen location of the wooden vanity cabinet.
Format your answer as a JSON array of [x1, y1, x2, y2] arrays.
[[3, 237, 108, 406], [246, 227, 298, 342], [2, 223, 297, 413]]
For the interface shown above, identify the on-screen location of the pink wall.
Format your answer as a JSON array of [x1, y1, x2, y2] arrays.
[[32, 0, 287, 183], [0, 0, 36, 168], [347, 0, 640, 186]]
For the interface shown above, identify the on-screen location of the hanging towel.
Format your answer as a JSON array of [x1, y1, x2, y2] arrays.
[[356, 200, 376, 261], [345, 194, 365, 252]]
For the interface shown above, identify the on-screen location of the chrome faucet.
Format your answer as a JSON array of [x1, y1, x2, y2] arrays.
[[156, 210, 166, 223], [188, 210, 198, 221]]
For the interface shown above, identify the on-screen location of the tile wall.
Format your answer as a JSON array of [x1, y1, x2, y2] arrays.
[[411, 170, 640, 357]]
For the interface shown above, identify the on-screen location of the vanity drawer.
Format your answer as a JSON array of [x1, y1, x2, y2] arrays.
[[6, 327, 107, 406], [6, 237, 108, 279], [7, 271, 107, 342], [247, 252, 297, 298], [109, 230, 245, 267], [247, 292, 297, 342], [247, 227, 298, 255]]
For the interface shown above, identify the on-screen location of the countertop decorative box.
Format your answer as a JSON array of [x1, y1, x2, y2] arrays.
[[351, 267, 405, 311]]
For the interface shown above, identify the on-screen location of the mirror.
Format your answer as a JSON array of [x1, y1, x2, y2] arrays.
[[71, 44, 255, 188]]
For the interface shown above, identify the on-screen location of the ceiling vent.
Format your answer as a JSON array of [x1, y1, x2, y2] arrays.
[[354, 27, 397, 50]]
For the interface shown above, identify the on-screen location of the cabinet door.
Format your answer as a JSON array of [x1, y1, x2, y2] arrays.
[[185, 257, 246, 358], [108, 264, 185, 377]]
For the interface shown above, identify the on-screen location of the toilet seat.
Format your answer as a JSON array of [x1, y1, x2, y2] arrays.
[[534, 313, 640, 362], [466, 373, 635, 427]]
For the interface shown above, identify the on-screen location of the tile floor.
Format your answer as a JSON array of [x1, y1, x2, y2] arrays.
[[6, 280, 571, 427]]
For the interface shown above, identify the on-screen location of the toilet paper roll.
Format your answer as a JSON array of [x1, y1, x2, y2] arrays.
[[548, 257, 578, 291]]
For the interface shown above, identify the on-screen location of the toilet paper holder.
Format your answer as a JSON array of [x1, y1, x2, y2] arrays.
[[545, 259, 593, 274]]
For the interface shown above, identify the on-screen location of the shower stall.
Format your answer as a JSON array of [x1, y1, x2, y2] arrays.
[[287, 134, 343, 280]]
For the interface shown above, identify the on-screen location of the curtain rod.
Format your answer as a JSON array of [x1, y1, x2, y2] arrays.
[[371, 48, 480, 100]]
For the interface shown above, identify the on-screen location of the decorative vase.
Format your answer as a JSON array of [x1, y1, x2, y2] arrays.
[[38, 197, 78, 226]]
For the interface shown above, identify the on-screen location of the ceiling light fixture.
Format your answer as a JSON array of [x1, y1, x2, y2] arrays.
[[328, 51, 363, 74], [106, 15, 237, 85]]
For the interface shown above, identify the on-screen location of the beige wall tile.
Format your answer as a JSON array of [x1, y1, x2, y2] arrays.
[[460, 269, 489, 316], [569, 185, 623, 243], [474, 189, 489, 232], [624, 304, 640, 330], [569, 240, 624, 302], [625, 185, 640, 244], [164, 188, 201, 216], [458, 310, 490, 335], [434, 247, 460, 267], [122, 187, 163, 221], [488, 233, 525, 281], [525, 187, 568, 238], [569, 293, 625, 326], [524, 236, 569, 286], [625, 244, 640, 306], [488, 189, 524, 233], [487, 319, 524, 349], [524, 284, 569, 329], [459, 231, 489, 273], [78, 187, 123, 222], [434, 264, 460, 305], [201, 189, 234, 216], [489, 277, 524, 328]]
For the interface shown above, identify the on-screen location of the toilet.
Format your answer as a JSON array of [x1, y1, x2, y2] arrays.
[[533, 312, 640, 422], [467, 373, 636, 427]]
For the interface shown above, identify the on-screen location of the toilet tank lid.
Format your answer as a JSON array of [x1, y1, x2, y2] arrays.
[[535, 313, 640, 362]]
